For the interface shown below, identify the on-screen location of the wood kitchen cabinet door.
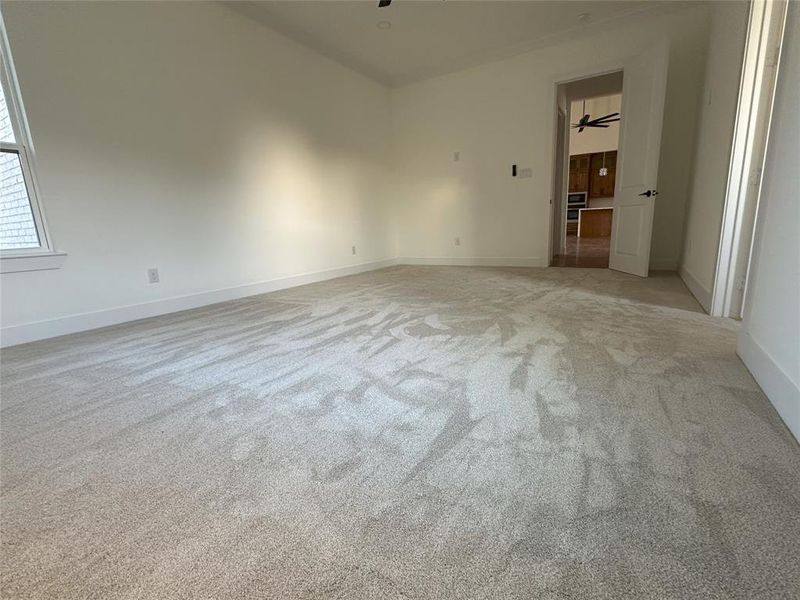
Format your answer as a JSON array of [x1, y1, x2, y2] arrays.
[[568, 154, 590, 193], [589, 151, 617, 199]]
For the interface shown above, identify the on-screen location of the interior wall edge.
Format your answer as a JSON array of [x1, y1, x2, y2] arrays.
[[738, 331, 800, 443], [678, 264, 712, 313]]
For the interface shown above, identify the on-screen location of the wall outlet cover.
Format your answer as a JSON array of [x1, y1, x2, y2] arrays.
[[147, 268, 160, 284]]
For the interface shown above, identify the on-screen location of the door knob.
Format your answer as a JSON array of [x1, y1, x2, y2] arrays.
[[638, 190, 659, 197]]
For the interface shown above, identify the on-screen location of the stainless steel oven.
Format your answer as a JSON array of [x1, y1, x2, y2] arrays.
[[566, 192, 587, 222]]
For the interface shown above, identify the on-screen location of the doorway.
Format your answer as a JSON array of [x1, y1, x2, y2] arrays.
[[548, 40, 669, 277], [552, 72, 623, 268]]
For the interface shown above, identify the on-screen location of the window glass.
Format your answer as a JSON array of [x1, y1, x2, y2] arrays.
[[0, 82, 15, 143], [0, 149, 39, 250]]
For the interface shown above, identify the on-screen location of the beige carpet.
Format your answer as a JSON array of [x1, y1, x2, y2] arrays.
[[1, 266, 798, 599]]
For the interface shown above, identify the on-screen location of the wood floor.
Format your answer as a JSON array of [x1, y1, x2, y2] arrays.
[[551, 234, 610, 268]]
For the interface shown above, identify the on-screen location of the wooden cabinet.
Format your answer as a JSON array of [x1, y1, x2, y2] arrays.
[[568, 151, 617, 198], [589, 151, 617, 199], [578, 208, 613, 237], [568, 154, 590, 193]]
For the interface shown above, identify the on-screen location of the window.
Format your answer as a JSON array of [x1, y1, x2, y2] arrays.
[[0, 20, 63, 272]]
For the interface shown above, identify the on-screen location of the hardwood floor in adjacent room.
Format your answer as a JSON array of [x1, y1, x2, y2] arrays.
[[552, 234, 610, 268]]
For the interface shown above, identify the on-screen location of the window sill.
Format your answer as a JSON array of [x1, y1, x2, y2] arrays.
[[1, 251, 67, 273]]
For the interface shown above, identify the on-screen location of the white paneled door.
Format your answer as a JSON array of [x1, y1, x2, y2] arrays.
[[609, 41, 669, 277]]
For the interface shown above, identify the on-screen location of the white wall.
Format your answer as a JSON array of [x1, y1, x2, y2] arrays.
[[679, 0, 750, 310], [0, 1, 395, 343], [568, 95, 621, 156], [392, 6, 712, 268], [0, 2, 753, 345], [738, 2, 800, 441]]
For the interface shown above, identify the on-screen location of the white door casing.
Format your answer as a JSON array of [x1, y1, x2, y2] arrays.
[[551, 108, 568, 262], [609, 40, 669, 277]]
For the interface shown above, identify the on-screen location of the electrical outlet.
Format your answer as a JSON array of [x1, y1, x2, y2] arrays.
[[352, 245, 356, 255], [453, 151, 460, 162], [736, 277, 746, 291], [147, 268, 160, 284], [519, 167, 533, 179], [454, 237, 461, 246]]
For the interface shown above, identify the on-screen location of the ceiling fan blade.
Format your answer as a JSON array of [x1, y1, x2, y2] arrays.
[[588, 124, 610, 128], [585, 116, 620, 126], [378, 0, 391, 6], [586, 113, 619, 123]]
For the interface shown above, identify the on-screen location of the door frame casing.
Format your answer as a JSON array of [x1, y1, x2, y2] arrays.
[[549, 106, 568, 262], [710, 0, 788, 318], [546, 62, 625, 268]]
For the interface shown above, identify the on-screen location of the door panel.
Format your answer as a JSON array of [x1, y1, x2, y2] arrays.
[[615, 203, 645, 256], [609, 41, 669, 277]]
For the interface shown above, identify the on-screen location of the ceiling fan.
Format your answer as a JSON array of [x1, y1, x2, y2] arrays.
[[379, 0, 446, 7], [572, 100, 620, 133]]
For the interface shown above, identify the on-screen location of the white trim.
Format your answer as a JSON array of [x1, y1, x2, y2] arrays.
[[398, 256, 547, 268], [0, 258, 397, 347], [710, 0, 788, 318], [0, 250, 66, 273], [549, 106, 569, 262], [738, 331, 800, 442], [678, 265, 712, 313]]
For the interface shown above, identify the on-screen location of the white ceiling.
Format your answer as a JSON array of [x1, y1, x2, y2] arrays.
[[227, 1, 699, 87]]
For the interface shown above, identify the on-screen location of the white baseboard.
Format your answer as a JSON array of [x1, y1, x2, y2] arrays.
[[738, 331, 800, 443], [398, 256, 547, 268], [678, 265, 712, 313], [0, 258, 398, 348]]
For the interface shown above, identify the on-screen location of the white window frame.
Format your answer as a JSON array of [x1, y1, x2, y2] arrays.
[[0, 14, 64, 273]]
